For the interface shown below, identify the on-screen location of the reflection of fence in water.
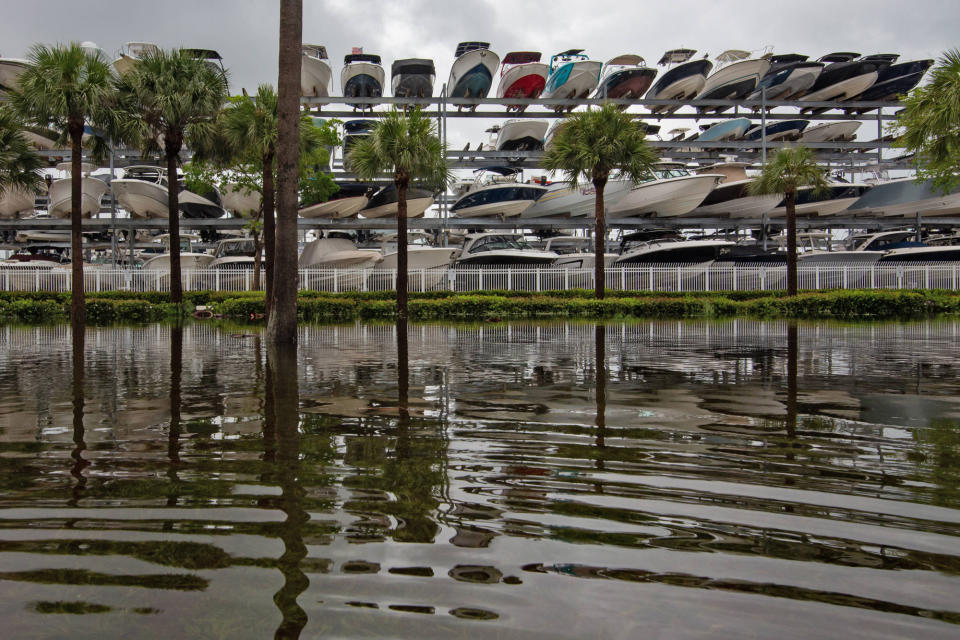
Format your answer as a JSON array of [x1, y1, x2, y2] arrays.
[[2, 263, 960, 293]]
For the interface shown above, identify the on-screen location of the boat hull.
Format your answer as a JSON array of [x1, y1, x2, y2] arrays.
[[799, 121, 861, 143], [496, 63, 548, 99], [800, 71, 878, 103], [592, 67, 657, 99], [222, 184, 261, 217], [609, 175, 721, 217], [0, 58, 28, 93], [542, 60, 603, 99], [495, 120, 548, 151], [696, 59, 771, 112], [646, 59, 712, 113], [48, 177, 108, 218], [750, 63, 822, 100], [361, 195, 433, 219], [523, 181, 633, 219], [0, 187, 36, 219], [299, 195, 369, 219], [341, 63, 385, 107], [448, 49, 500, 99], [301, 55, 333, 97], [111, 178, 169, 219]]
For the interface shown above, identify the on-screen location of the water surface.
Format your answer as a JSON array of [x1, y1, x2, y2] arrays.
[[1, 319, 959, 639]]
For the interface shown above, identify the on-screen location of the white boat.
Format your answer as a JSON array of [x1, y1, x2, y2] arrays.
[[541, 49, 602, 110], [0, 187, 37, 219], [0, 57, 29, 94], [542, 120, 566, 150], [208, 237, 259, 287], [546, 236, 618, 269], [691, 163, 782, 218], [695, 50, 771, 114], [799, 53, 887, 107], [748, 54, 823, 101], [140, 234, 214, 271], [298, 182, 374, 219], [301, 44, 333, 97], [522, 180, 634, 219], [495, 119, 548, 152], [799, 121, 861, 143], [447, 42, 500, 103], [452, 233, 559, 267], [796, 230, 906, 265], [496, 51, 548, 111], [613, 230, 736, 265], [450, 167, 547, 218], [766, 182, 873, 218], [299, 232, 382, 269], [111, 166, 169, 219], [391, 58, 435, 101], [341, 51, 384, 109], [645, 49, 713, 115], [221, 183, 261, 217], [47, 162, 109, 219], [845, 177, 960, 218], [360, 185, 433, 219], [112, 42, 159, 75], [590, 54, 657, 102], [608, 164, 723, 218]]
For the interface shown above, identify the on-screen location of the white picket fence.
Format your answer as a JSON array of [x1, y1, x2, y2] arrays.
[[2, 262, 960, 293]]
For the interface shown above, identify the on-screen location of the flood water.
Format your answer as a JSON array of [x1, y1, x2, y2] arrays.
[[1, 319, 959, 639]]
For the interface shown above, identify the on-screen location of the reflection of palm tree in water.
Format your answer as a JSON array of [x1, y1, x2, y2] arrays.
[[166, 325, 183, 513], [594, 325, 607, 485], [68, 319, 87, 508], [783, 324, 799, 514], [268, 343, 309, 639]]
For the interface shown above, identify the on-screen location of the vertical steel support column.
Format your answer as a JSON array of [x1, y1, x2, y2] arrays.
[[761, 87, 767, 167]]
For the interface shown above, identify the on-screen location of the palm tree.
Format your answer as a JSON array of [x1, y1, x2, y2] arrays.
[[0, 107, 43, 195], [114, 48, 229, 304], [750, 146, 829, 296], [541, 103, 659, 299], [12, 43, 114, 322], [222, 85, 328, 316], [895, 49, 960, 194], [268, 0, 304, 344], [347, 108, 449, 319]]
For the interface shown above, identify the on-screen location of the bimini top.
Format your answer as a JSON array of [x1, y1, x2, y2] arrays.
[[502, 51, 541, 65], [302, 44, 328, 59], [344, 53, 381, 65], [343, 119, 377, 134], [819, 52, 860, 63], [455, 42, 491, 57], [657, 49, 696, 65], [768, 53, 809, 64], [860, 53, 900, 63], [475, 166, 521, 176], [183, 48, 222, 60], [715, 50, 751, 63], [605, 54, 646, 66], [554, 48, 586, 58], [391, 58, 435, 76]]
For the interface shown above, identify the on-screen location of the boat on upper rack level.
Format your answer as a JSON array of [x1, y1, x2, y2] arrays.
[[0, 55, 29, 95], [361, 184, 434, 219], [846, 56, 934, 112], [47, 162, 109, 219], [691, 163, 782, 218], [496, 51, 548, 111], [747, 54, 823, 102], [299, 182, 376, 219], [447, 42, 500, 107], [799, 52, 892, 111], [300, 44, 333, 97], [541, 49, 602, 111], [608, 163, 723, 218], [522, 178, 633, 219], [112, 42, 160, 75], [590, 54, 657, 102], [743, 119, 808, 142], [695, 49, 771, 114], [495, 119, 548, 152], [392, 58, 435, 101], [341, 50, 384, 109], [646, 49, 713, 115]]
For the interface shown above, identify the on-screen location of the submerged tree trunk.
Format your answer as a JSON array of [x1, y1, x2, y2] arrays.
[[165, 132, 184, 304], [785, 188, 798, 297], [396, 175, 409, 321], [252, 224, 263, 290], [69, 121, 85, 323], [592, 173, 608, 300], [267, 0, 302, 344], [262, 151, 275, 315]]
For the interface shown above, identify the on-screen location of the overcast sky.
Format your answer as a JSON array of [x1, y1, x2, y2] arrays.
[[2, 0, 955, 151]]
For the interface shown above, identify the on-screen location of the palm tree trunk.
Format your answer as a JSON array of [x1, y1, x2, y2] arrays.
[[396, 177, 409, 321], [592, 175, 608, 300], [267, 0, 302, 344], [262, 151, 275, 314], [785, 189, 797, 296], [69, 122, 85, 323], [252, 226, 262, 290], [165, 137, 183, 304]]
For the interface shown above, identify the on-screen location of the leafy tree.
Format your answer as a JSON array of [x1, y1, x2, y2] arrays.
[[541, 103, 659, 299], [750, 146, 829, 296], [114, 48, 229, 304], [12, 43, 114, 322], [894, 49, 960, 194], [347, 108, 449, 319], [0, 106, 43, 195]]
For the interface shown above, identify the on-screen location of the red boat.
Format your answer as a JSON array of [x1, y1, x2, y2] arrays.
[[495, 51, 549, 111]]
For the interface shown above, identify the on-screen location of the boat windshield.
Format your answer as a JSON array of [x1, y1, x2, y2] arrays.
[[468, 235, 533, 253], [653, 168, 691, 180], [215, 240, 256, 258]]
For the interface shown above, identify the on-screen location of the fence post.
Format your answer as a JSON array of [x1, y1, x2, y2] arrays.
[[897, 265, 903, 289], [215, 269, 220, 291], [507, 268, 512, 291], [648, 265, 653, 291], [925, 264, 930, 290], [35, 269, 40, 292], [871, 265, 876, 290], [535, 268, 541, 292], [564, 269, 569, 291], [954, 264, 957, 291], [620, 267, 625, 291], [420, 269, 425, 293], [479, 269, 484, 291], [243, 270, 249, 291], [760, 268, 766, 290], [333, 269, 339, 293], [676, 266, 681, 292], [815, 266, 820, 290]]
